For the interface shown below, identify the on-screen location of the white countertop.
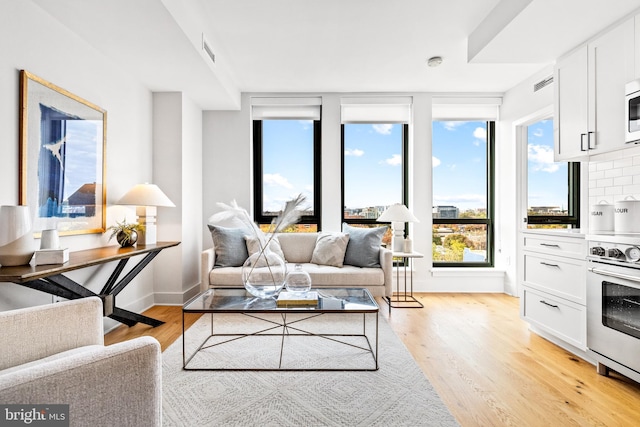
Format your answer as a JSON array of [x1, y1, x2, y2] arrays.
[[520, 228, 585, 238]]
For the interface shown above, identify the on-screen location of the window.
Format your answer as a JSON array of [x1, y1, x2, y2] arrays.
[[526, 118, 580, 228], [253, 119, 321, 231], [341, 123, 408, 246], [432, 121, 495, 266]]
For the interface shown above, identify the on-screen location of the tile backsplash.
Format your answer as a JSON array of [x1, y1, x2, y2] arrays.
[[589, 145, 640, 208]]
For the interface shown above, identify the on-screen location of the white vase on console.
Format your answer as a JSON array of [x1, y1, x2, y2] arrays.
[[0, 206, 35, 267]]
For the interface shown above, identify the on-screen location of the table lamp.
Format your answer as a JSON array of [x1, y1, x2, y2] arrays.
[[117, 183, 175, 245], [377, 203, 419, 253]]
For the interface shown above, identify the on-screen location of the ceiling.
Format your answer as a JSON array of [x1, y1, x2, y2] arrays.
[[32, 0, 640, 110]]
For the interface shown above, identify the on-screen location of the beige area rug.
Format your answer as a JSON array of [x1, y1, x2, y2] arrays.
[[162, 312, 459, 426]]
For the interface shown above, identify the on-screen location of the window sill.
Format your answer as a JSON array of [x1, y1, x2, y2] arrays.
[[430, 267, 506, 278]]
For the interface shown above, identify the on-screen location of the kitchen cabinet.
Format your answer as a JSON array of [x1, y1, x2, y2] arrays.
[[554, 18, 635, 161], [520, 231, 587, 351]]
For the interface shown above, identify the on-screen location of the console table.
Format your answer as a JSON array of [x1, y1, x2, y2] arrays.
[[0, 241, 180, 327]]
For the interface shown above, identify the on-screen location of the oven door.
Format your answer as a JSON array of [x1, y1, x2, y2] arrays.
[[587, 262, 640, 375]]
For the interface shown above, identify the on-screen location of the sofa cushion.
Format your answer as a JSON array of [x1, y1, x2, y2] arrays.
[[342, 223, 387, 268], [208, 225, 249, 267], [296, 263, 385, 286], [245, 235, 286, 261], [277, 233, 318, 263], [310, 232, 350, 267]]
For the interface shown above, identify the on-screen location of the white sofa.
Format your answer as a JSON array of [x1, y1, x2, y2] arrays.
[[201, 232, 393, 297]]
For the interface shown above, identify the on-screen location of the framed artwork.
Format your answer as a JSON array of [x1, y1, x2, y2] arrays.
[[19, 70, 107, 236]]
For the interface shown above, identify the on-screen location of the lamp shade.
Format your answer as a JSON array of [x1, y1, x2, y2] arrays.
[[377, 203, 419, 223], [117, 183, 175, 207]]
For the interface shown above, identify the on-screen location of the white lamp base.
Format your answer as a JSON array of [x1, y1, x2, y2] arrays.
[[136, 206, 157, 246], [391, 221, 405, 252]]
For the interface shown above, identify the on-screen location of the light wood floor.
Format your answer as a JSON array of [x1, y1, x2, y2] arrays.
[[105, 294, 640, 426]]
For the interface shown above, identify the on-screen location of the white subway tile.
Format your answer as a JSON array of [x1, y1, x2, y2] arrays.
[[614, 176, 633, 186], [597, 178, 614, 187], [605, 186, 624, 196], [622, 184, 640, 194], [605, 168, 623, 178], [596, 161, 614, 171], [614, 157, 633, 169], [590, 170, 605, 180]]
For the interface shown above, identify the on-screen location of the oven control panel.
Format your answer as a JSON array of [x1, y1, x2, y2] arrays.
[[589, 242, 640, 264]]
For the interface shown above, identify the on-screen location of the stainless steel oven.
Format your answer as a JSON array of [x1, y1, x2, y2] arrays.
[[587, 234, 640, 383], [625, 79, 640, 144]]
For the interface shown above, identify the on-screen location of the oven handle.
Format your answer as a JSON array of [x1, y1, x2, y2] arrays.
[[588, 266, 640, 285]]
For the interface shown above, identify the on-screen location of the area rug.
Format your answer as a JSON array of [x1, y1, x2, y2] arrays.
[[162, 312, 459, 426]]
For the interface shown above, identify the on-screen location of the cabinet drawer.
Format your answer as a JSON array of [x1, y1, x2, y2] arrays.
[[523, 235, 585, 259], [524, 253, 586, 304], [523, 287, 586, 350]]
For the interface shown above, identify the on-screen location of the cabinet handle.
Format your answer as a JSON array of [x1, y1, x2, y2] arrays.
[[588, 131, 596, 149], [540, 262, 560, 268], [540, 243, 560, 248], [580, 133, 587, 151], [540, 300, 559, 308]]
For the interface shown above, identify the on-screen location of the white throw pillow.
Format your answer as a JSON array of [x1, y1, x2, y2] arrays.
[[310, 232, 350, 267], [245, 235, 286, 261]]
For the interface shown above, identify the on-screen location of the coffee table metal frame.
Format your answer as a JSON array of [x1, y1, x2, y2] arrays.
[[182, 287, 379, 372]]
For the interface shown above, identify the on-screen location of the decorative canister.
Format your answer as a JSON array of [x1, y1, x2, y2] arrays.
[[589, 200, 614, 232], [614, 196, 640, 233]]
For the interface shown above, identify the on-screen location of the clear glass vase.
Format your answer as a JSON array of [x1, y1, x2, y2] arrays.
[[285, 264, 312, 294], [241, 251, 286, 299]]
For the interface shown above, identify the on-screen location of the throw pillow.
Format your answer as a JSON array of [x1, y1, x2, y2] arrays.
[[207, 225, 250, 267], [342, 223, 387, 268], [244, 235, 286, 261], [310, 232, 350, 267]]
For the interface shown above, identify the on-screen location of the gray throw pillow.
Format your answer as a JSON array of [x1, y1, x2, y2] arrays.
[[342, 223, 387, 268], [310, 232, 350, 267], [208, 225, 250, 267]]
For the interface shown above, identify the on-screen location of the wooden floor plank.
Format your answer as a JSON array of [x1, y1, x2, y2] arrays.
[[104, 293, 640, 426]]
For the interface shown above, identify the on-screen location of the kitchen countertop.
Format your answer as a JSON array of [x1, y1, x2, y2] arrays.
[[520, 228, 585, 238]]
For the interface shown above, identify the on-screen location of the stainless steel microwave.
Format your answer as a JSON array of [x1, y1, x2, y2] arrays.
[[626, 79, 640, 143]]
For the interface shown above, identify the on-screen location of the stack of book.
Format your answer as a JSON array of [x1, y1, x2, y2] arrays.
[[34, 248, 69, 266], [276, 291, 318, 307]]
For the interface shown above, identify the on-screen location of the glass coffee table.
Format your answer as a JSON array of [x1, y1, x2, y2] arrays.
[[182, 287, 379, 371]]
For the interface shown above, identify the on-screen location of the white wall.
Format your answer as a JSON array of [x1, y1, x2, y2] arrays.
[[0, 1, 157, 325]]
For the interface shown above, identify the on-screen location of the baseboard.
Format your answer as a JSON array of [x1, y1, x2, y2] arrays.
[[153, 282, 201, 305]]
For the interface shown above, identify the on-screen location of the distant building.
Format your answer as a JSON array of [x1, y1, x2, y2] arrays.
[[433, 205, 459, 219]]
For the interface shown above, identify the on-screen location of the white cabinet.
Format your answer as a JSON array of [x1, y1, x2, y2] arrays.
[[554, 18, 635, 161], [520, 231, 587, 351]]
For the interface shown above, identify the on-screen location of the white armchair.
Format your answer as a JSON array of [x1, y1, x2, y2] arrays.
[[0, 297, 162, 427]]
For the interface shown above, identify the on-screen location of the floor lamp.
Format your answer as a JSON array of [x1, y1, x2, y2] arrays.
[[117, 183, 175, 245], [377, 203, 419, 253]]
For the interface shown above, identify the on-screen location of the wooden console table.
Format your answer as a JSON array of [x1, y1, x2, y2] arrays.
[[0, 241, 180, 327]]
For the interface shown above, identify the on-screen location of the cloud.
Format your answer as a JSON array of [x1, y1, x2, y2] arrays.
[[263, 173, 293, 188], [528, 144, 559, 173], [532, 128, 544, 138], [372, 124, 393, 135], [345, 148, 365, 157], [442, 121, 466, 131], [383, 154, 402, 166], [433, 156, 441, 167]]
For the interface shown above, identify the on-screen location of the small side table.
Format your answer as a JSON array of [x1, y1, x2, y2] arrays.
[[384, 251, 424, 311]]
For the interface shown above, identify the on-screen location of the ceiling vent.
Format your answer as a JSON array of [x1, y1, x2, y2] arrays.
[[533, 76, 553, 92], [202, 34, 216, 65]]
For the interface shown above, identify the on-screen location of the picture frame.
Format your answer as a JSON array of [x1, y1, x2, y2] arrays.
[[19, 70, 107, 236]]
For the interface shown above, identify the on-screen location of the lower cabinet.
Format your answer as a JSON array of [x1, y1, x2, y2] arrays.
[[520, 231, 587, 352]]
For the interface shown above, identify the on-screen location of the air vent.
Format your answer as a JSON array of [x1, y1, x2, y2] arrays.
[[533, 76, 553, 92], [202, 34, 216, 65]]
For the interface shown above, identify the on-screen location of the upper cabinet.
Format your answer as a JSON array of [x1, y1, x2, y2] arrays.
[[554, 18, 635, 161]]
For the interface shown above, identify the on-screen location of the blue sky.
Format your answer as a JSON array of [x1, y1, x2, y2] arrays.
[[526, 119, 568, 210], [262, 118, 566, 213], [432, 121, 488, 211]]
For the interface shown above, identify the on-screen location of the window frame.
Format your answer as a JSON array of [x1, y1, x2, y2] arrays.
[[432, 121, 495, 268], [340, 123, 410, 226], [252, 119, 322, 228], [524, 117, 580, 227]]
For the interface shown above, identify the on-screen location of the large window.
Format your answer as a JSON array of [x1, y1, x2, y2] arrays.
[[432, 121, 495, 266], [341, 123, 408, 246], [253, 119, 321, 231], [526, 118, 580, 228]]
